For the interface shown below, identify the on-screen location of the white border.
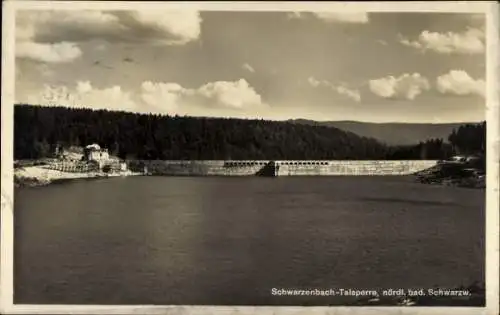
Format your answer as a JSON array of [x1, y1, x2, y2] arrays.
[[1, 1, 498, 314], [486, 1, 500, 314]]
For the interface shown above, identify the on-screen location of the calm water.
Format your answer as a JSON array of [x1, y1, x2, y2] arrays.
[[15, 176, 485, 305]]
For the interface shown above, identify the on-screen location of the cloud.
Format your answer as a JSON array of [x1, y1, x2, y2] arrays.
[[369, 73, 430, 100], [18, 79, 265, 114], [196, 79, 264, 109], [15, 10, 202, 62], [16, 41, 82, 63], [288, 11, 369, 24], [141, 79, 265, 111], [312, 12, 369, 24], [307, 77, 322, 88], [242, 63, 255, 73], [400, 28, 485, 54], [436, 70, 485, 98], [110, 10, 202, 45], [335, 86, 361, 102], [308, 77, 361, 102], [20, 10, 202, 45], [140, 81, 188, 112], [19, 81, 139, 112]]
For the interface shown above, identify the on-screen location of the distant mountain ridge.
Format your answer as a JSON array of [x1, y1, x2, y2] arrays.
[[288, 119, 480, 146]]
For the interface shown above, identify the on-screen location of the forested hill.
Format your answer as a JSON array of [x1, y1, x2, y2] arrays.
[[289, 119, 476, 146], [14, 104, 389, 160], [13, 105, 485, 161]]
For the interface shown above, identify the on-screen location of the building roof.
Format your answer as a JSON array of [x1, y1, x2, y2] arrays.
[[85, 144, 101, 151]]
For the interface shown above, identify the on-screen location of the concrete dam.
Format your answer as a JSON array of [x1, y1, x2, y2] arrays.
[[128, 160, 438, 176]]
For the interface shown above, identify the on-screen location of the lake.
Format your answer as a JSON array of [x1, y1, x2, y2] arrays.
[[14, 176, 485, 305]]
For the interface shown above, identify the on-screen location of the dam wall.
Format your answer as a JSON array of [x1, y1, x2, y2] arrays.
[[128, 160, 264, 176], [275, 160, 438, 176], [128, 160, 438, 176]]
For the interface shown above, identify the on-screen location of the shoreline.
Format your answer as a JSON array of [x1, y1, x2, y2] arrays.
[[13, 160, 485, 190], [14, 172, 485, 190], [14, 166, 143, 188]]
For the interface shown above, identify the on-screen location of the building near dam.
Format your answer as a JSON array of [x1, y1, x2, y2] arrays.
[[84, 144, 110, 165], [48, 143, 127, 173]]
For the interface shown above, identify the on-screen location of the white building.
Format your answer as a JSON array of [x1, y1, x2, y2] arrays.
[[84, 144, 109, 168]]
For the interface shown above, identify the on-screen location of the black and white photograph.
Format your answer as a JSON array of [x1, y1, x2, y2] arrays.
[[1, 1, 499, 314]]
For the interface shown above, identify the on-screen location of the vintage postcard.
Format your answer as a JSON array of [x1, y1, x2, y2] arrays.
[[1, 1, 499, 314]]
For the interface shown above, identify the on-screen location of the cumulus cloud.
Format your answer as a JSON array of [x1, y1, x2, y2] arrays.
[[288, 11, 369, 23], [369, 73, 430, 100], [15, 10, 202, 63], [400, 27, 485, 54], [436, 70, 485, 98], [20, 10, 202, 45], [308, 77, 361, 102], [140, 81, 189, 111], [242, 63, 255, 73], [18, 79, 265, 114], [140, 79, 265, 111], [195, 79, 264, 109], [16, 41, 82, 63], [107, 10, 202, 45], [19, 81, 139, 112]]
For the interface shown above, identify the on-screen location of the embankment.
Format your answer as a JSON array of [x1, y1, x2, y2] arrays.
[[127, 160, 438, 176]]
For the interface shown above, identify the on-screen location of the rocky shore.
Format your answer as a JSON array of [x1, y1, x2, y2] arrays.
[[14, 165, 142, 188], [414, 160, 485, 189]]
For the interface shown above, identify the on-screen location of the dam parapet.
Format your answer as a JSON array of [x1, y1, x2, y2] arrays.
[[126, 160, 438, 176]]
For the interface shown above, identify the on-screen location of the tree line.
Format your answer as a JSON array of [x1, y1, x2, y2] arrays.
[[13, 105, 486, 161], [387, 122, 486, 160]]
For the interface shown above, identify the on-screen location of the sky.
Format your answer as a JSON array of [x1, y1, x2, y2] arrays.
[[14, 9, 487, 123]]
